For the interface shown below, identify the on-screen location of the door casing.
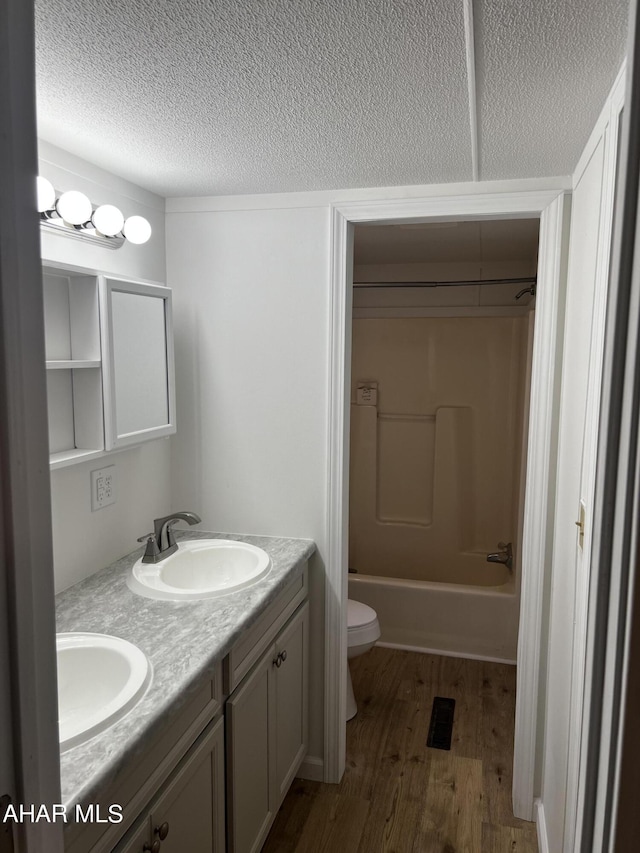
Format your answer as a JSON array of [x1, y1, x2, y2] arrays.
[[324, 187, 570, 823]]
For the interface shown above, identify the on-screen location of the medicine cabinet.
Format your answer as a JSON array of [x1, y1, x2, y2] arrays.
[[43, 264, 176, 469], [100, 277, 175, 449]]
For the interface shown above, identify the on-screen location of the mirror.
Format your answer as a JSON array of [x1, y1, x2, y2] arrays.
[[100, 277, 176, 449]]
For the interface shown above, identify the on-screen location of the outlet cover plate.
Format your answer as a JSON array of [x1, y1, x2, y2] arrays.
[[91, 466, 116, 511]]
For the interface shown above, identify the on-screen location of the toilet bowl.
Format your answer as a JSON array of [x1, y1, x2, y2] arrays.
[[347, 599, 381, 720]]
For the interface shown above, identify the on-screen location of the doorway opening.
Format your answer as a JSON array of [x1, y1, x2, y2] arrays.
[[323, 189, 569, 824], [347, 218, 538, 665], [343, 218, 538, 829]]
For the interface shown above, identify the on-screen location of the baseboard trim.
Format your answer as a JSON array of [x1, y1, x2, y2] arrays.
[[376, 641, 516, 666], [297, 755, 324, 782], [535, 798, 549, 853]]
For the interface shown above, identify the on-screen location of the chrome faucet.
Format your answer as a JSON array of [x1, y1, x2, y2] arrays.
[[486, 541, 513, 572], [137, 511, 202, 563]]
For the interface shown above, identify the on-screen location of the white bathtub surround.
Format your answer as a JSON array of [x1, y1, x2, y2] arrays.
[[349, 316, 528, 589]]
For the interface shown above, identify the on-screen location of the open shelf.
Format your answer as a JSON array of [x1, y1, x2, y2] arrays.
[[43, 267, 103, 468], [46, 360, 101, 370], [49, 448, 109, 471]]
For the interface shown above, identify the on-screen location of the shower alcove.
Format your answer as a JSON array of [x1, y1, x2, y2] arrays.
[[347, 219, 539, 662]]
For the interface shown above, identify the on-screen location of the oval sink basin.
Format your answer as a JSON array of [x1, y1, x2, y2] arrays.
[[57, 633, 151, 751], [128, 539, 271, 601]]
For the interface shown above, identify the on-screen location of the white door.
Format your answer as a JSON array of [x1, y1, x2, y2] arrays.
[[542, 135, 606, 850], [541, 76, 623, 852]]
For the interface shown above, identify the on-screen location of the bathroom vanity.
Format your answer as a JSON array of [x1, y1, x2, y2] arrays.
[[57, 532, 314, 853]]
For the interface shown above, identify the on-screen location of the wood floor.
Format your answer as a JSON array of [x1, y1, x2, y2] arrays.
[[263, 647, 538, 853]]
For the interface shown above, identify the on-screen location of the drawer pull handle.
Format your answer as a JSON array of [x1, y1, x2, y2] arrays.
[[155, 822, 170, 840], [272, 650, 288, 668], [143, 841, 161, 853]]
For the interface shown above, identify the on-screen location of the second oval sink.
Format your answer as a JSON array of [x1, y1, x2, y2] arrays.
[[127, 539, 271, 601], [57, 633, 151, 751]]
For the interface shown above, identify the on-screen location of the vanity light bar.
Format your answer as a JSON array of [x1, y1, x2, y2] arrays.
[[37, 176, 151, 249]]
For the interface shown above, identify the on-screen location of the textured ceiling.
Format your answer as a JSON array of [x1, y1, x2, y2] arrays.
[[35, 0, 628, 197], [354, 219, 540, 265], [475, 0, 629, 179]]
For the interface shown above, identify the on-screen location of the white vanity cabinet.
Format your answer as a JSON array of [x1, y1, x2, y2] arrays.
[[42, 264, 176, 468], [63, 567, 310, 853], [115, 717, 225, 853], [226, 600, 309, 853]]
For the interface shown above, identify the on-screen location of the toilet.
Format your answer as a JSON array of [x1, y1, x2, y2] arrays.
[[346, 599, 381, 720]]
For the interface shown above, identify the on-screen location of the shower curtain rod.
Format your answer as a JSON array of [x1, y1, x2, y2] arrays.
[[353, 276, 537, 288]]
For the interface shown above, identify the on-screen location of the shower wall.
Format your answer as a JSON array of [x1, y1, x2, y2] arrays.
[[349, 316, 528, 585]]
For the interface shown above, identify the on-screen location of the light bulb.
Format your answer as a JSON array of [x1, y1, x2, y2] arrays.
[[123, 215, 151, 244], [37, 176, 56, 213], [56, 191, 92, 225], [92, 204, 124, 237]]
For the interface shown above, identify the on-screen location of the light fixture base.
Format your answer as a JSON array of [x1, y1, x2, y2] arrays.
[[40, 217, 125, 249]]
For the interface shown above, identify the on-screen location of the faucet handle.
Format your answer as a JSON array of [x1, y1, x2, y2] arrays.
[[137, 532, 154, 543], [137, 533, 161, 563]]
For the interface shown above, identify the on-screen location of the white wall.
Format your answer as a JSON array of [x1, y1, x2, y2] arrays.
[[166, 205, 330, 760], [38, 142, 172, 591], [165, 176, 568, 769]]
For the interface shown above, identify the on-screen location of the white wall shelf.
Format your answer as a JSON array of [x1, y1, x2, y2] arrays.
[[46, 360, 101, 370], [49, 448, 109, 471]]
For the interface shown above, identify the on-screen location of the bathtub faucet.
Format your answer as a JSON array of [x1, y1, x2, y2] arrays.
[[486, 541, 513, 572]]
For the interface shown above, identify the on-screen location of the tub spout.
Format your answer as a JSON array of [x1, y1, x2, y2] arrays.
[[486, 541, 513, 572]]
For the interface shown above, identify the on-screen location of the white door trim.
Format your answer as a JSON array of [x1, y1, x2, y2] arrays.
[[324, 188, 569, 807], [512, 192, 571, 818]]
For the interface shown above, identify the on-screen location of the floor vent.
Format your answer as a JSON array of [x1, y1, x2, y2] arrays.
[[427, 697, 455, 750]]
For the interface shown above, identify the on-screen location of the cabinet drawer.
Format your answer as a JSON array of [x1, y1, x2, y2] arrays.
[[65, 664, 222, 853], [224, 566, 308, 694]]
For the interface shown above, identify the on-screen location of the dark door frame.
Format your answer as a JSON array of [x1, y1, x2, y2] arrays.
[[0, 1, 63, 850]]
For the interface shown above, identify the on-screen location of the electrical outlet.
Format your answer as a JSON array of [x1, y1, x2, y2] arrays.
[[91, 466, 116, 511]]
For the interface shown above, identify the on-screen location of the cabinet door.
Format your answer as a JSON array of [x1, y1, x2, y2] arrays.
[[226, 647, 275, 853], [100, 276, 176, 450], [274, 601, 309, 804], [149, 715, 224, 853], [112, 819, 149, 853], [112, 717, 224, 853]]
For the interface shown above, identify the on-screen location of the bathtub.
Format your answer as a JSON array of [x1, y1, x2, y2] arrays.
[[348, 572, 519, 664]]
